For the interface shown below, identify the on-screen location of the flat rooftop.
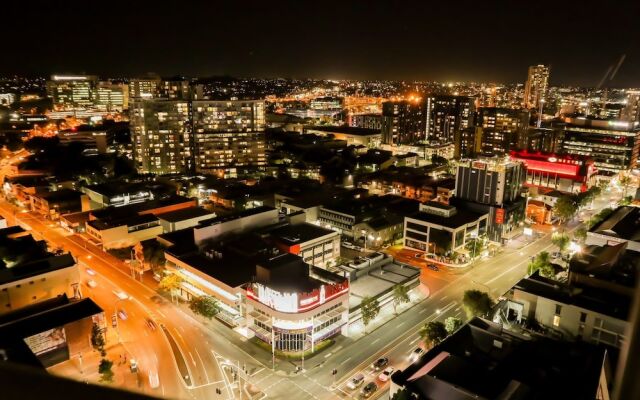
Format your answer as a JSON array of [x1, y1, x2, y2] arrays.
[[270, 222, 336, 245], [156, 206, 214, 223], [307, 125, 381, 136], [590, 206, 640, 241], [408, 207, 486, 229], [197, 205, 275, 228]]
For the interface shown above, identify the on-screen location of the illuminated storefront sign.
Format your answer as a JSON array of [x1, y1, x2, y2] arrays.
[[247, 282, 349, 313]]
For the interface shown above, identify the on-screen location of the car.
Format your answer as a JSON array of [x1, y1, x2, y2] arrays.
[[111, 314, 118, 328], [427, 264, 439, 271], [113, 290, 129, 300], [378, 367, 395, 382], [342, 242, 356, 249], [408, 347, 424, 362], [86, 279, 98, 288], [148, 370, 160, 388], [371, 357, 388, 371], [360, 382, 378, 398], [346, 373, 365, 390], [145, 318, 157, 330], [86, 268, 96, 276], [118, 309, 128, 320], [414, 253, 422, 259], [129, 359, 138, 373]]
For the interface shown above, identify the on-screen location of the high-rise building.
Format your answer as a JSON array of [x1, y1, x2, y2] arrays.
[[523, 65, 550, 109], [381, 99, 428, 145], [46, 75, 98, 111], [453, 158, 526, 242], [621, 90, 640, 123], [159, 78, 191, 100], [95, 81, 129, 112], [192, 100, 266, 178], [558, 117, 640, 173], [129, 76, 161, 99], [429, 95, 475, 143], [130, 99, 193, 174], [350, 113, 383, 130], [475, 107, 530, 155]]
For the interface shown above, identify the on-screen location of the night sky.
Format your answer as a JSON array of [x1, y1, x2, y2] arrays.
[[3, 0, 640, 86]]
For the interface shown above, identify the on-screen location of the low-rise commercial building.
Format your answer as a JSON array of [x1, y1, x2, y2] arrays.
[[403, 202, 488, 254], [29, 189, 83, 219], [510, 150, 596, 193], [586, 206, 640, 252], [270, 223, 340, 268], [157, 207, 215, 233]]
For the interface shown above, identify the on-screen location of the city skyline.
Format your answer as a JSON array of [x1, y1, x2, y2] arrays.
[[3, 1, 640, 86]]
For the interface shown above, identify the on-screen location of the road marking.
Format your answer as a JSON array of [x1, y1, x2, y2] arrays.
[[410, 337, 419, 345], [398, 321, 406, 327], [339, 357, 351, 365], [189, 351, 196, 367], [371, 338, 380, 344], [419, 308, 427, 314], [324, 352, 332, 358], [194, 348, 210, 383]]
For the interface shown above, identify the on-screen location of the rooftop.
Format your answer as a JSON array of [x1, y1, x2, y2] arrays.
[[197, 205, 275, 228], [84, 181, 151, 198], [307, 125, 381, 136], [270, 223, 336, 246], [392, 318, 607, 400], [408, 207, 486, 229], [90, 195, 193, 221], [156, 206, 214, 223], [590, 206, 640, 242], [87, 213, 158, 231]]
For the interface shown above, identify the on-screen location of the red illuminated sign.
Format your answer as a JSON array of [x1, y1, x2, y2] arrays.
[[495, 208, 505, 224]]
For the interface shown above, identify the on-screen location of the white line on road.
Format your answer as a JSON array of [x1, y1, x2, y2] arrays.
[[324, 352, 332, 358], [371, 338, 380, 344], [419, 308, 427, 314], [189, 351, 196, 367], [194, 348, 210, 383], [339, 357, 351, 365]]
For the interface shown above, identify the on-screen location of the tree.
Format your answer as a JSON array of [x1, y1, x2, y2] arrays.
[[574, 227, 587, 243], [528, 251, 555, 278], [551, 232, 570, 254], [419, 321, 447, 348], [189, 296, 221, 319], [90, 323, 106, 356], [360, 296, 380, 334], [619, 174, 632, 197], [553, 195, 578, 223], [142, 240, 166, 269], [391, 388, 412, 400], [465, 238, 485, 258], [444, 317, 463, 334], [618, 195, 633, 206], [462, 290, 494, 319], [431, 154, 449, 166], [98, 358, 114, 383], [392, 284, 410, 315], [158, 274, 182, 302]]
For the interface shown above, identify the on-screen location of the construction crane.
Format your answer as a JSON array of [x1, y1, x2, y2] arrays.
[[590, 54, 626, 117]]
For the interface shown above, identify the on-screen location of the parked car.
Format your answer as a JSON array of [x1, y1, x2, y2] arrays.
[[414, 253, 422, 259], [360, 382, 378, 398], [346, 373, 365, 390], [85, 268, 96, 276], [86, 280, 97, 288], [408, 347, 424, 362], [378, 367, 395, 382], [111, 314, 117, 328], [427, 264, 439, 272], [118, 309, 128, 320], [129, 359, 138, 373], [372, 357, 389, 371], [148, 370, 159, 388], [113, 290, 129, 300]]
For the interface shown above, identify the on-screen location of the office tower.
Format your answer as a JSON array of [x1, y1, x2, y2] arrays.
[[621, 90, 640, 123], [523, 65, 550, 109], [192, 100, 266, 178], [159, 78, 191, 100], [559, 117, 640, 172], [95, 81, 128, 112], [454, 158, 526, 242], [130, 99, 193, 174], [381, 99, 428, 145], [475, 107, 530, 154], [350, 113, 383, 130], [129, 76, 161, 99], [429, 95, 475, 143], [46, 75, 98, 110]]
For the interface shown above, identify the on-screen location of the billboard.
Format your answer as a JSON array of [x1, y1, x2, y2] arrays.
[[24, 327, 67, 356], [495, 208, 505, 224]]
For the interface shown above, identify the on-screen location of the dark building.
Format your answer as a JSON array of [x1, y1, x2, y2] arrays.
[[523, 127, 563, 153], [390, 318, 611, 400], [454, 158, 526, 242], [429, 95, 475, 143], [381, 99, 428, 145], [558, 117, 640, 173]]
